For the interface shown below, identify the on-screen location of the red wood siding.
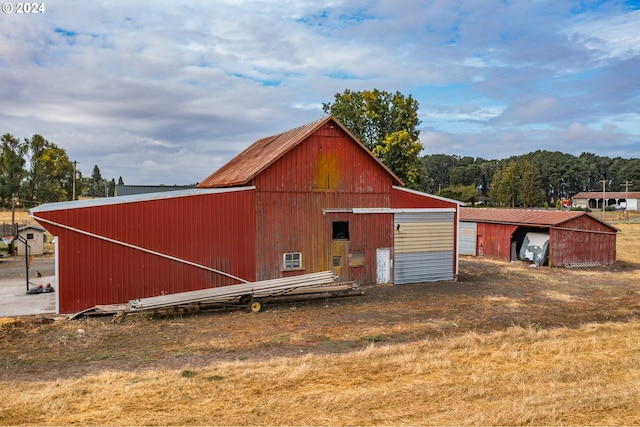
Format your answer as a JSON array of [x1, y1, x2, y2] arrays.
[[251, 124, 395, 284], [549, 216, 617, 266], [475, 222, 518, 261], [33, 190, 256, 314], [255, 191, 393, 284], [253, 123, 393, 193], [391, 187, 459, 209]]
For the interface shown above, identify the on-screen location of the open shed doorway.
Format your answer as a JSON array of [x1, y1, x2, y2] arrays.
[[511, 227, 550, 266]]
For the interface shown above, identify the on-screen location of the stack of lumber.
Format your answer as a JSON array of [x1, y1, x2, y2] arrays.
[[129, 271, 347, 312]]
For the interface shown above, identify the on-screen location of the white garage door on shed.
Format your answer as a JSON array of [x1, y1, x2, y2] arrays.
[[394, 210, 455, 284]]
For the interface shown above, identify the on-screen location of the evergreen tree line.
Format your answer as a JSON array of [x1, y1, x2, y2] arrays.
[[323, 88, 638, 208], [422, 152, 640, 207], [1, 133, 121, 207]]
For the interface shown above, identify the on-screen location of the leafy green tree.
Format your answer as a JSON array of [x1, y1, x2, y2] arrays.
[[478, 160, 498, 198], [23, 135, 74, 203], [323, 89, 423, 188], [490, 159, 544, 207], [323, 89, 421, 151], [371, 130, 425, 190], [490, 160, 519, 207], [421, 154, 456, 194], [450, 162, 482, 188], [0, 134, 27, 207], [578, 152, 613, 192], [519, 159, 544, 207], [439, 184, 479, 205]]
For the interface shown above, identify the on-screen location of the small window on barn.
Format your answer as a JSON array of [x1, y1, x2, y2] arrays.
[[26, 233, 34, 240], [283, 252, 302, 270], [332, 221, 349, 240]]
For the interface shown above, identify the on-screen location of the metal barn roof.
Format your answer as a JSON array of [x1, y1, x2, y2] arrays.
[[197, 116, 403, 188], [30, 186, 254, 214], [460, 207, 618, 230], [115, 184, 196, 197]]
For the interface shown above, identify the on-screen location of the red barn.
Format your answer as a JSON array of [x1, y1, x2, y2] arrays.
[[31, 116, 460, 314], [460, 208, 618, 267]]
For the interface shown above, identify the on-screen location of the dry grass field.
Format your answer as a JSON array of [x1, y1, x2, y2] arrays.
[[0, 209, 36, 225], [1, 218, 639, 425]]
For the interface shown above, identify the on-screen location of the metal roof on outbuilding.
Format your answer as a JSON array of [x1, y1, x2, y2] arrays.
[[115, 184, 196, 196], [30, 187, 254, 213], [197, 115, 403, 188], [460, 208, 619, 231], [573, 191, 640, 199]]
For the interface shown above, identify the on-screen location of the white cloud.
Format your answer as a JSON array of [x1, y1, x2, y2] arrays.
[[567, 10, 640, 61], [565, 122, 591, 141], [0, 0, 638, 184]]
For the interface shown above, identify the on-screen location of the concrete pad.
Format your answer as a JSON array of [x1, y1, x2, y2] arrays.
[[0, 276, 56, 317]]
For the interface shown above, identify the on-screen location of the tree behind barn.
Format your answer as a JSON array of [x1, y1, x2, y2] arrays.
[[23, 135, 74, 204], [88, 164, 106, 197], [490, 159, 543, 207], [323, 89, 424, 189], [0, 134, 27, 207]]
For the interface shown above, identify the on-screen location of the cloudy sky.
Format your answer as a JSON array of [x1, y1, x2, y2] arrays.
[[1, 0, 639, 185]]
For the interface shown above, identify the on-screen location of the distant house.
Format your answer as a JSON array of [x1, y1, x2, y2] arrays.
[[572, 191, 640, 211], [460, 208, 618, 267], [16, 225, 47, 256]]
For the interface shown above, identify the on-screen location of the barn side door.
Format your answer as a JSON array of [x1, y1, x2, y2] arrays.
[[332, 240, 349, 282], [331, 220, 350, 282], [376, 248, 391, 284]]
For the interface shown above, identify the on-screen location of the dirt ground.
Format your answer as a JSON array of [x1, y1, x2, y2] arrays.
[[2, 255, 639, 383]]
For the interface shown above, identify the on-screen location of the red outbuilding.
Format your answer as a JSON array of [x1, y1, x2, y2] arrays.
[[31, 116, 460, 314], [459, 208, 618, 267]]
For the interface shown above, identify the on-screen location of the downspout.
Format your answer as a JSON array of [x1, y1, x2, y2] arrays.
[[32, 215, 250, 284]]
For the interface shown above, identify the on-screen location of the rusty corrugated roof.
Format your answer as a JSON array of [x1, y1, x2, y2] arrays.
[[460, 207, 617, 230], [197, 116, 403, 188]]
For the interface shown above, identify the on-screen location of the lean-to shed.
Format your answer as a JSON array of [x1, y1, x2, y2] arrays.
[[459, 208, 618, 267], [30, 116, 460, 314]]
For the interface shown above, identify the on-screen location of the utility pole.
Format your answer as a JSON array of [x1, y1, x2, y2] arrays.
[[621, 180, 632, 220], [621, 180, 632, 195], [599, 179, 607, 219], [10, 193, 15, 256], [72, 161, 77, 200]]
